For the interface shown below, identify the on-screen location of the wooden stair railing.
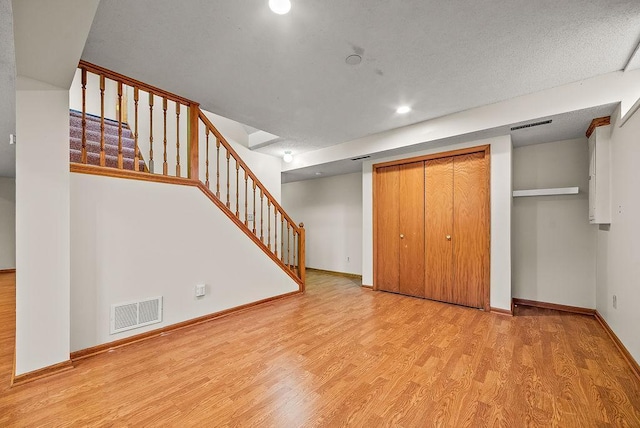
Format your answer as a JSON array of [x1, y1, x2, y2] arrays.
[[70, 61, 305, 288]]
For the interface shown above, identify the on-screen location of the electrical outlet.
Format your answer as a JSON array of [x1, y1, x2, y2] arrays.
[[195, 284, 206, 297], [613, 295, 617, 309], [247, 213, 254, 222]]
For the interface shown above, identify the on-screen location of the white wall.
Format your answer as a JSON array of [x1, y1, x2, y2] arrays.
[[512, 138, 596, 308], [15, 77, 71, 375], [204, 110, 282, 204], [0, 177, 15, 270], [70, 173, 298, 351], [69, 68, 119, 120], [282, 173, 362, 275], [596, 105, 640, 363], [362, 135, 513, 310]]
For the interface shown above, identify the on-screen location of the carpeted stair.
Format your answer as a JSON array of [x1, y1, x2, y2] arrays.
[[70, 110, 146, 171]]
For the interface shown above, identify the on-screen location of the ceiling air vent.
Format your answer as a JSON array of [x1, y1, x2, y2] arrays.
[[110, 296, 163, 334], [351, 155, 371, 161], [510, 119, 552, 131]]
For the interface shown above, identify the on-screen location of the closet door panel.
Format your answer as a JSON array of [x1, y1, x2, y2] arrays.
[[399, 162, 425, 298], [375, 166, 400, 293], [425, 157, 454, 302], [452, 152, 489, 308]]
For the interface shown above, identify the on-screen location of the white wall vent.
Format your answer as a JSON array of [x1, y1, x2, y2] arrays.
[[110, 297, 163, 334]]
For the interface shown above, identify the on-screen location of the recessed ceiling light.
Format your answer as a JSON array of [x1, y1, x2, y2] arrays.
[[346, 54, 362, 66], [396, 106, 411, 114], [269, 0, 291, 15], [283, 151, 293, 163]]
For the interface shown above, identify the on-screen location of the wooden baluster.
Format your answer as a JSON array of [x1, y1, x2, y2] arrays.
[[281, 215, 285, 263], [235, 160, 240, 218], [133, 88, 140, 171], [287, 222, 291, 269], [226, 150, 231, 208], [205, 128, 210, 188], [175, 102, 181, 177], [294, 230, 298, 273], [274, 209, 278, 257], [298, 223, 306, 289], [117, 82, 123, 169], [252, 182, 257, 234], [267, 200, 271, 251], [162, 97, 168, 175], [260, 189, 264, 242], [244, 169, 248, 226], [216, 138, 221, 198], [81, 68, 87, 164], [149, 93, 154, 173], [99, 75, 106, 166]]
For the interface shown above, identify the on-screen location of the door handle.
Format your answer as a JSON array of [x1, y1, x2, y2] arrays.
[[400, 234, 404, 239], [446, 235, 451, 240]]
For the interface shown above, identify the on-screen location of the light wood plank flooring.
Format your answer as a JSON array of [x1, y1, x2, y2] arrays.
[[1, 271, 639, 426]]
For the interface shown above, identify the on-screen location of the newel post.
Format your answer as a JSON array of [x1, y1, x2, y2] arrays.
[[188, 103, 200, 180], [298, 222, 306, 291]]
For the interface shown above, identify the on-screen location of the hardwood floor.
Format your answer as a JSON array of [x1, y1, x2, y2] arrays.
[[1, 271, 639, 426]]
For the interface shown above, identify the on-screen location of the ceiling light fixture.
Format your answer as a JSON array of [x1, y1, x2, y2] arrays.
[[396, 106, 411, 114], [269, 0, 291, 15], [283, 151, 293, 163]]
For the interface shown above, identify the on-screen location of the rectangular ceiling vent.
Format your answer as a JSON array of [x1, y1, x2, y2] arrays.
[[110, 296, 163, 334], [510, 119, 552, 131], [351, 155, 371, 161]]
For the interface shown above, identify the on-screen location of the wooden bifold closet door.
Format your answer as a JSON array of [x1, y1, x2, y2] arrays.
[[374, 147, 489, 310], [375, 162, 425, 297]]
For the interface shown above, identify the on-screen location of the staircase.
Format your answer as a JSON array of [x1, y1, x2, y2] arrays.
[[69, 110, 145, 171], [69, 61, 305, 289]]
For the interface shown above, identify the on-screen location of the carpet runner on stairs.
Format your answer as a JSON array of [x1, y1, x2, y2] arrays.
[[70, 110, 146, 171]]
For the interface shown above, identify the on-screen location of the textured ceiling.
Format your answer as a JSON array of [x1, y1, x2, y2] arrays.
[[83, 0, 640, 160], [0, 0, 16, 177]]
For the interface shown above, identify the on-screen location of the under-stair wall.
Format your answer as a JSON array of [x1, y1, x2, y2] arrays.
[[70, 173, 297, 351]]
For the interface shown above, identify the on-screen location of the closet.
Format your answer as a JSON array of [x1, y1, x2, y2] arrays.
[[374, 146, 490, 310]]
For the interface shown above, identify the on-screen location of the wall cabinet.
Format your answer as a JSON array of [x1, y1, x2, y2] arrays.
[[374, 146, 490, 310], [588, 124, 611, 224]]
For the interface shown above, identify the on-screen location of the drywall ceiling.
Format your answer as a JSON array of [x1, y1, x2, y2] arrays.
[[0, 0, 15, 177], [281, 103, 617, 183], [82, 0, 640, 160]]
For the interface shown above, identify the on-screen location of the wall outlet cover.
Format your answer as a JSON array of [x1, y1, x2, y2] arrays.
[[195, 284, 206, 297]]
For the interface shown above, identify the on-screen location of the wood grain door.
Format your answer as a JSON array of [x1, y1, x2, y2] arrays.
[[424, 157, 454, 303], [452, 152, 489, 308], [375, 166, 400, 293], [398, 162, 425, 298]]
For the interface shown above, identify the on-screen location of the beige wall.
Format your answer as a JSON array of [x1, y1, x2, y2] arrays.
[[15, 77, 71, 375], [0, 177, 15, 270], [512, 138, 596, 308], [70, 173, 298, 352], [596, 105, 640, 363], [282, 173, 362, 275]]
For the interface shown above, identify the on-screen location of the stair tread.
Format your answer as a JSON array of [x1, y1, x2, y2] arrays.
[[70, 110, 144, 171]]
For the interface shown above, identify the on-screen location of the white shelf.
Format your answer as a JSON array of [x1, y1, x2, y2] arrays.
[[512, 187, 579, 198]]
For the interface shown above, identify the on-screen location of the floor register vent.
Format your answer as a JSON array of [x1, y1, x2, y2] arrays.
[[110, 296, 163, 334]]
